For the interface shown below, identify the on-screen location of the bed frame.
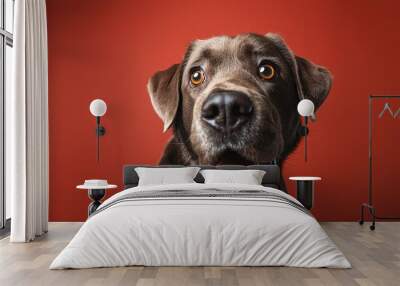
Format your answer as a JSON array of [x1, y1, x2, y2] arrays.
[[123, 164, 285, 191]]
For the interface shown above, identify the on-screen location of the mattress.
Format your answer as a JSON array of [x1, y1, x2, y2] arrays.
[[50, 183, 350, 269]]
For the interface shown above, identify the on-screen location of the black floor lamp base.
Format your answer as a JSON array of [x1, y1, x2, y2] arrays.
[[359, 202, 400, 231], [359, 203, 376, 231]]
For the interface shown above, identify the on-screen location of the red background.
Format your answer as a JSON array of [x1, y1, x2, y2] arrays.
[[46, 0, 400, 221]]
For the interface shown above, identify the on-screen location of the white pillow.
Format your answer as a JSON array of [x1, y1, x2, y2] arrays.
[[200, 169, 266, 185], [135, 167, 200, 186]]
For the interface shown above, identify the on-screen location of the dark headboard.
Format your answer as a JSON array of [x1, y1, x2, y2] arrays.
[[123, 164, 284, 191]]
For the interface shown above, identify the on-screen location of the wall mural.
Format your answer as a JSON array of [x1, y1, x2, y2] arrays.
[[147, 33, 332, 166]]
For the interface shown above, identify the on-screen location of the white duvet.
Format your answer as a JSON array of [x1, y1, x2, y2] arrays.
[[50, 183, 350, 269]]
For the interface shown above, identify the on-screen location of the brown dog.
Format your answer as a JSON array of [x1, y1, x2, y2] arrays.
[[147, 33, 332, 166]]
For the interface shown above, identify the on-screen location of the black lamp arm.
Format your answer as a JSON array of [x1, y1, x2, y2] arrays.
[[304, 116, 308, 162], [95, 116, 106, 162], [96, 116, 106, 136]]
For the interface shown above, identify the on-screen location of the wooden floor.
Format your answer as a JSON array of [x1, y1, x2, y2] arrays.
[[0, 222, 399, 286]]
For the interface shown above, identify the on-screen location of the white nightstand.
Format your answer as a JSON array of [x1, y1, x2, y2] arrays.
[[77, 180, 117, 216], [289, 176, 321, 210]]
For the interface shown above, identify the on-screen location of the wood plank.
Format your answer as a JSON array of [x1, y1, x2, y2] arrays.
[[0, 222, 399, 286]]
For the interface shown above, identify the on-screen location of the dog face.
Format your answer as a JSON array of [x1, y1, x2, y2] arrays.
[[148, 33, 332, 165]]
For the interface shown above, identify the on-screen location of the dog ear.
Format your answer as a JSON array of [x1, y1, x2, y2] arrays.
[[294, 56, 332, 109], [147, 64, 181, 132], [265, 33, 332, 109]]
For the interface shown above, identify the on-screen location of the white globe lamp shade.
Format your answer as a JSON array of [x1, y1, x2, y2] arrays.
[[90, 99, 107, 117], [297, 99, 315, 117]]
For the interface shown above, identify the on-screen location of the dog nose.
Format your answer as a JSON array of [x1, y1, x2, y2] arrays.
[[201, 91, 253, 132]]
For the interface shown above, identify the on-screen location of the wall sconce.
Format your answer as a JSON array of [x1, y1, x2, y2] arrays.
[[297, 99, 316, 162], [89, 99, 107, 161]]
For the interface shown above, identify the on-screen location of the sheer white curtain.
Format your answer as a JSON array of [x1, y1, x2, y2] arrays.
[[8, 0, 49, 242]]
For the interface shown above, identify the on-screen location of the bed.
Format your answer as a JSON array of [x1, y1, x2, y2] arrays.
[[50, 165, 350, 269]]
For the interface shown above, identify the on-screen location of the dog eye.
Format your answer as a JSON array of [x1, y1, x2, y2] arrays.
[[258, 63, 275, 80], [190, 68, 206, 86]]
